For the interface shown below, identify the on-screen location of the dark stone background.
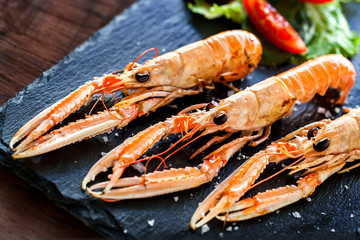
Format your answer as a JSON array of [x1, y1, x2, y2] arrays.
[[0, 0, 359, 239]]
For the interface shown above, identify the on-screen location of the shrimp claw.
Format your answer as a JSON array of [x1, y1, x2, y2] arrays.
[[216, 164, 343, 222]]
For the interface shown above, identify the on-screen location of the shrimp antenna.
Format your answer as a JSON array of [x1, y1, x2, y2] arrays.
[[126, 48, 159, 71]]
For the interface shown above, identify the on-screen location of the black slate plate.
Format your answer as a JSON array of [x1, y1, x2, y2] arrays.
[[1, 0, 360, 239]]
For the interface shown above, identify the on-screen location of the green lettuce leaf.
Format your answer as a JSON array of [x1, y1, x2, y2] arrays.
[[187, 0, 246, 24], [291, 1, 360, 64], [187, 0, 360, 66]]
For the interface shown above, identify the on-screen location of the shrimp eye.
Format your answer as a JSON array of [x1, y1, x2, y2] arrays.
[[135, 71, 150, 82], [313, 137, 330, 152], [206, 101, 218, 111], [307, 127, 320, 140], [213, 111, 227, 125]]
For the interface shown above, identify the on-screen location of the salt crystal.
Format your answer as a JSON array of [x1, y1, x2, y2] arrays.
[[148, 219, 155, 227], [350, 214, 354, 218], [292, 211, 301, 218], [306, 197, 312, 202], [344, 185, 349, 189], [115, 132, 119, 137], [234, 226, 239, 231], [219, 232, 224, 238], [334, 107, 341, 114], [131, 162, 145, 173], [317, 107, 326, 114], [331, 228, 335, 232], [357, 227, 360, 234], [103, 136, 108, 143], [174, 196, 179, 202], [276, 210, 280, 214], [190, 193, 194, 197], [321, 212, 326, 215], [162, 48, 166, 52], [226, 226, 232, 232], [201, 224, 210, 234], [101, 152, 107, 157], [167, 104, 177, 109], [227, 90, 235, 96], [325, 110, 332, 118], [123, 229, 128, 234]]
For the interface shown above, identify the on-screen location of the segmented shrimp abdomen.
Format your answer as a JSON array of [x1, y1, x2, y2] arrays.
[[276, 54, 355, 104], [172, 30, 262, 87], [204, 30, 262, 81]]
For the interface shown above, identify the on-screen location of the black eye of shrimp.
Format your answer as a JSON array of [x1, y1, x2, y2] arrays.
[[135, 71, 150, 82], [213, 111, 227, 125], [313, 137, 330, 152], [206, 101, 218, 111], [307, 127, 320, 140]]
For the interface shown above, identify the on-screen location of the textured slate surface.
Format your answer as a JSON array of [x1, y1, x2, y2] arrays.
[[1, 0, 360, 239]]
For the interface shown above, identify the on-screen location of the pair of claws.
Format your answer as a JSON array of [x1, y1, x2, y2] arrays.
[[193, 112, 360, 228]]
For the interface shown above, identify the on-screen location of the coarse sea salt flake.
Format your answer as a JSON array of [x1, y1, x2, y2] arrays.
[[227, 90, 235, 96], [131, 162, 145, 173], [292, 211, 301, 218], [201, 224, 210, 234], [102, 136, 108, 143], [174, 196, 179, 202], [317, 107, 326, 114], [325, 110, 332, 118], [148, 219, 155, 227]]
